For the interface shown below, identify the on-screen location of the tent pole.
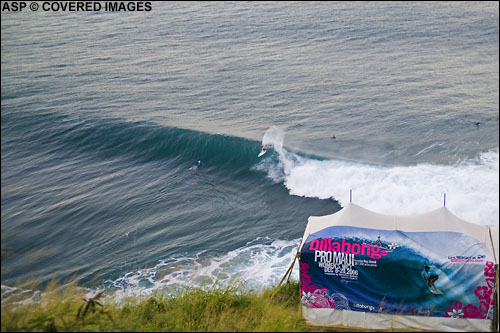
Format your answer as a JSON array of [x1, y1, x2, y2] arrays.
[[443, 193, 446, 207], [270, 249, 300, 300], [492, 264, 499, 332], [350, 189, 352, 203]]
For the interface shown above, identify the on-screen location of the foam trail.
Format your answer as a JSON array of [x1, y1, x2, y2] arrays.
[[266, 148, 499, 226]]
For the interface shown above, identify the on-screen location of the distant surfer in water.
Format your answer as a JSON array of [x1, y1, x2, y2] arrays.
[[424, 264, 439, 292], [189, 160, 201, 170], [332, 134, 336, 140]]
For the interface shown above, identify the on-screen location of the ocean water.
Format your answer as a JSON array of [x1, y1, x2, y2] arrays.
[[1, 2, 498, 303]]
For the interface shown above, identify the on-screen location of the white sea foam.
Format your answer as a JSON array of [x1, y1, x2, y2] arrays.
[[1, 285, 41, 305], [263, 147, 499, 226], [104, 238, 301, 303]]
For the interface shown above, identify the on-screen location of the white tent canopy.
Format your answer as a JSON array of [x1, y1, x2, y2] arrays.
[[300, 203, 498, 263], [299, 203, 498, 332]]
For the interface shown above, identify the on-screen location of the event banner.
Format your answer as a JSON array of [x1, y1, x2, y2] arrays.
[[299, 226, 496, 318]]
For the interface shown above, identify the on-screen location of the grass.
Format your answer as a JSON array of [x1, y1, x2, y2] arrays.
[[2, 280, 362, 332], [6, 277, 496, 332]]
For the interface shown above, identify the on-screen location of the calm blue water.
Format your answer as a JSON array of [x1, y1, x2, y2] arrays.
[[1, 2, 498, 302]]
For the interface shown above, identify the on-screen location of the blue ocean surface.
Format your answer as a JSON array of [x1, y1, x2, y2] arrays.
[[1, 2, 498, 303]]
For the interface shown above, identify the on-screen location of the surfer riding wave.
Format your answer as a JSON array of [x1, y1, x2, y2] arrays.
[[258, 144, 270, 157], [424, 264, 439, 293]]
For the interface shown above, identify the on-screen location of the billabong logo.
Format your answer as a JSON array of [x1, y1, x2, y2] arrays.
[[309, 238, 388, 260], [353, 303, 375, 311]]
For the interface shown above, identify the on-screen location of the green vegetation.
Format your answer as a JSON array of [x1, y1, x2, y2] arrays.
[[2, 280, 357, 332]]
